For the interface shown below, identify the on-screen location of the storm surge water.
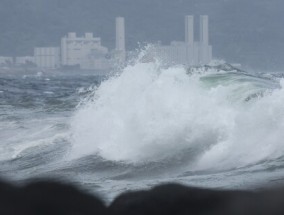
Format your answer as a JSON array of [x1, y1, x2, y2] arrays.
[[1, 56, 284, 200], [70, 57, 284, 175]]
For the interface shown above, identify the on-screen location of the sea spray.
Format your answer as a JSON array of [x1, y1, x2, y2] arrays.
[[195, 79, 284, 171], [67, 71, 211, 160], [69, 51, 284, 172]]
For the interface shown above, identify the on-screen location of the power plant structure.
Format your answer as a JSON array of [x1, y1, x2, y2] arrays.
[[152, 15, 212, 66], [2, 15, 213, 70]]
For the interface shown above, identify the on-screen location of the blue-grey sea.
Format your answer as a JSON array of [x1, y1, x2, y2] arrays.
[[1, 62, 284, 201]]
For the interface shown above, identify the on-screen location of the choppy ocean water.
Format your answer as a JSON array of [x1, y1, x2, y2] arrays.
[[1, 60, 284, 201]]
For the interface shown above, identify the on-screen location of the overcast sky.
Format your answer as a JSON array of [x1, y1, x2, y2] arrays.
[[0, 0, 284, 69]]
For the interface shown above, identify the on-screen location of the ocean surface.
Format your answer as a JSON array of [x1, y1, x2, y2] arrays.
[[1, 58, 284, 201]]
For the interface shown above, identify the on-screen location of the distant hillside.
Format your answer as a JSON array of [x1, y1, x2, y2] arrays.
[[0, 0, 284, 70]]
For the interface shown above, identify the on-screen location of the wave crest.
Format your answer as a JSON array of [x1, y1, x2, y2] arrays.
[[69, 58, 284, 172]]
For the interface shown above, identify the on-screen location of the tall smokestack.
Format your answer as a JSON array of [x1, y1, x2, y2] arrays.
[[200, 15, 209, 45], [185, 15, 194, 45], [116, 17, 125, 51]]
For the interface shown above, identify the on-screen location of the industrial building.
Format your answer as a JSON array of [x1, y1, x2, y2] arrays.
[[152, 15, 212, 66], [60, 17, 126, 70], [7, 15, 213, 70], [0, 57, 13, 66], [15, 56, 35, 66], [61, 32, 110, 70], [34, 47, 60, 69]]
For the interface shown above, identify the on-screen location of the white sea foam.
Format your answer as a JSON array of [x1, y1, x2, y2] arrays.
[[70, 57, 284, 171], [195, 79, 284, 170]]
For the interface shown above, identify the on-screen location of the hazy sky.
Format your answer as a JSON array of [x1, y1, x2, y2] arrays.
[[0, 0, 284, 69]]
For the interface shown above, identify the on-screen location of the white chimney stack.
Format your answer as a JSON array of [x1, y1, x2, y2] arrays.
[[116, 17, 125, 51], [185, 15, 194, 45], [200, 15, 209, 45]]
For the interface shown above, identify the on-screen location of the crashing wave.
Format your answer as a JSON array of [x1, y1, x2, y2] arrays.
[[69, 58, 284, 173]]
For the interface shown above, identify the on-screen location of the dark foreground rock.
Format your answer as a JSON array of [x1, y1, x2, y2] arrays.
[[109, 184, 259, 215], [1, 179, 284, 215], [0, 180, 107, 215]]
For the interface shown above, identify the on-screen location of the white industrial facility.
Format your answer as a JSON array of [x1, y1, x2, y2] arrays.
[[152, 15, 212, 66], [0, 15, 213, 70], [61, 32, 109, 70], [13, 17, 125, 70]]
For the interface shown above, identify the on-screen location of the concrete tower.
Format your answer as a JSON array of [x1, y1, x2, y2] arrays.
[[199, 15, 212, 65], [185, 15, 194, 45], [116, 17, 125, 51], [200, 15, 209, 45], [115, 17, 126, 63]]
